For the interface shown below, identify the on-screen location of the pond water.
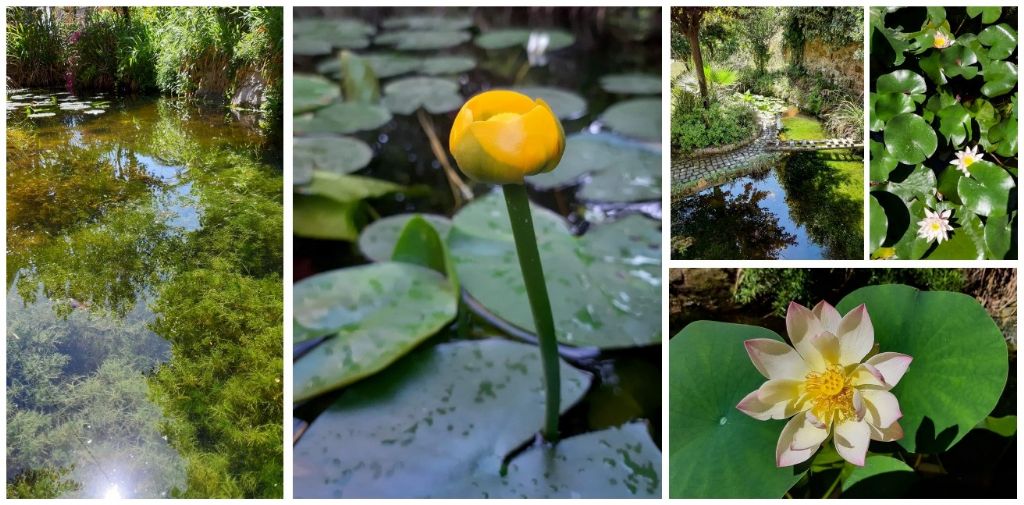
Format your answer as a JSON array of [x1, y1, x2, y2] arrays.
[[6, 89, 282, 498], [292, 7, 663, 459], [672, 114, 863, 260]]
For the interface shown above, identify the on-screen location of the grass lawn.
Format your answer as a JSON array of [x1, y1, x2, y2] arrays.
[[781, 114, 864, 204]]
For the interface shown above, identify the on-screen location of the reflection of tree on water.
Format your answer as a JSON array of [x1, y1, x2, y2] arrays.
[[777, 151, 862, 259], [672, 180, 797, 259]]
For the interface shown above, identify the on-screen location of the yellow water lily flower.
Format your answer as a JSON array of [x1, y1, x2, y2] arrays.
[[737, 301, 912, 467], [933, 31, 954, 49], [449, 90, 565, 185]]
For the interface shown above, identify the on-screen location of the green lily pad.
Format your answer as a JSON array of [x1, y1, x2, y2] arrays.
[[511, 86, 587, 120], [842, 455, 916, 498], [475, 28, 575, 51], [293, 262, 458, 401], [375, 30, 471, 51], [600, 73, 662, 95], [294, 38, 332, 56], [294, 172, 403, 241], [975, 415, 1016, 437], [883, 113, 937, 165], [958, 160, 1014, 217], [977, 23, 1018, 61], [382, 77, 464, 115], [869, 195, 887, 251], [669, 321, 806, 498], [381, 15, 473, 31], [326, 54, 476, 79], [967, 7, 1002, 24], [836, 284, 1008, 453], [448, 193, 660, 349], [872, 92, 916, 125], [358, 213, 453, 262], [294, 136, 373, 185], [294, 18, 375, 50], [984, 213, 1012, 259], [940, 45, 979, 79], [527, 133, 660, 202], [980, 60, 1018, 98], [936, 103, 971, 146], [295, 339, 661, 498], [869, 140, 899, 181], [876, 70, 927, 102], [420, 56, 477, 76], [356, 53, 421, 78], [294, 101, 393, 135], [600, 98, 661, 141]]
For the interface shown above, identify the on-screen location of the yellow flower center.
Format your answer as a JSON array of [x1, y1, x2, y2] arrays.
[[963, 155, 975, 166], [805, 364, 855, 424], [933, 34, 948, 48], [931, 222, 941, 231]]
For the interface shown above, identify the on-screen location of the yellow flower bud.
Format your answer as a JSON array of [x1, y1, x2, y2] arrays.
[[449, 90, 565, 185]]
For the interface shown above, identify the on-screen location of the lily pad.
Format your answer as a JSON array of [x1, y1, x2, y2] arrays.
[[293, 262, 458, 401], [511, 86, 587, 120], [875, 70, 927, 102], [294, 74, 340, 114], [381, 15, 473, 31], [375, 30, 471, 51], [600, 73, 662, 95], [294, 38, 332, 56], [294, 338, 660, 498], [669, 321, 806, 498], [360, 53, 421, 78], [358, 213, 453, 262], [294, 18, 375, 50], [448, 193, 660, 349], [958, 160, 1014, 217], [325, 54, 476, 79], [382, 77, 464, 115], [869, 195, 887, 251], [27, 112, 56, 118], [294, 172, 403, 241], [475, 28, 575, 51], [980, 60, 1018, 98], [977, 23, 1018, 61], [836, 284, 1008, 453], [420, 56, 477, 76], [883, 113, 937, 165], [527, 133, 660, 202], [84, 109, 104, 115], [599, 98, 661, 141], [294, 102, 392, 135], [294, 136, 373, 185]]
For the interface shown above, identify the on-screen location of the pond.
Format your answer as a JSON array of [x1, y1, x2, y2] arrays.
[[672, 114, 863, 260], [292, 7, 662, 498], [6, 89, 282, 498]]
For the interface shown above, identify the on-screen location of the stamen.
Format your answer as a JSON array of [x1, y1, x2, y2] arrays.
[[805, 364, 856, 424]]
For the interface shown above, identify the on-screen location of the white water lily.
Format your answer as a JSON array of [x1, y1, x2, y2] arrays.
[[953, 145, 983, 176], [933, 31, 954, 49], [526, 31, 550, 66], [917, 208, 954, 244], [737, 301, 912, 467]]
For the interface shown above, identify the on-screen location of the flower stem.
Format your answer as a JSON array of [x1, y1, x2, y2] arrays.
[[502, 183, 560, 443]]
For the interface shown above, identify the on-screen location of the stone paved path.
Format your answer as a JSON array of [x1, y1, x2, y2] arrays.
[[671, 112, 780, 198]]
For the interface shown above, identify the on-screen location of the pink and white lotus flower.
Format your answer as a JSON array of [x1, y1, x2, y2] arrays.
[[736, 301, 912, 467]]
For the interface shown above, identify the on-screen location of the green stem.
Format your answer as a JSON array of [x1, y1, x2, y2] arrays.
[[502, 183, 561, 443], [822, 470, 842, 499]]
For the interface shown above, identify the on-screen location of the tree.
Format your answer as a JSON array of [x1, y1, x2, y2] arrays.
[[672, 7, 711, 106]]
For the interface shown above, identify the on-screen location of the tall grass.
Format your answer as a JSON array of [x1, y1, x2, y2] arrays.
[[6, 8, 65, 88]]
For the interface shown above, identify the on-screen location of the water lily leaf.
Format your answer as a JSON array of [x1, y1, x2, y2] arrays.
[[936, 103, 971, 146], [381, 15, 473, 31], [929, 206, 987, 259], [842, 455, 916, 498], [527, 133, 660, 202], [869, 140, 899, 181], [382, 77, 464, 115], [359, 213, 453, 262], [600, 73, 662, 95], [294, 18, 375, 50], [977, 23, 1018, 61], [294, 136, 373, 185], [983, 213, 1012, 259], [958, 160, 1014, 217], [475, 28, 575, 51], [940, 45, 979, 79], [885, 163, 937, 202], [989, 116, 1018, 157], [869, 195, 887, 251], [337, 51, 380, 103], [293, 172, 402, 241], [870, 8, 911, 66], [936, 165, 964, 204], [448, 193, 660, 349], [293, 262, 457, 400], [356, 53, 421, 78], [27, 112, 56, 118], [967, 7, 1002, 24], [420, 55, 477, 75], [872, 92, 916, 125], [511, 86, 587, 120], [883, 113, 937, 165], [836, 284, 1007, 453], [294, 102, 393, 134], [669, 321, 806, 498], [917, 51, 946, 85], [892, 199, 931, 260], [974, 415, 1016, 437], [599, 98, 661, 141], [980, 60, 1017, 97], [375, 29, 471, 50], [294, 38, 332, 56], [876, 70, 927, 103], [323, 54, 476, 79], [295, 339, 658, 498]]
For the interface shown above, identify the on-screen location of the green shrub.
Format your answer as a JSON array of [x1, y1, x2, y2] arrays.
[[6, 8, 66, 88], [671, 89, 758, 152]]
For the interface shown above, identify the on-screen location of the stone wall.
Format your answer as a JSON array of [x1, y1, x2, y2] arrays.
[[801, 40, 862, 95]]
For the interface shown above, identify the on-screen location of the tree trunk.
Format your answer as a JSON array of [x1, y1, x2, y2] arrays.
[[686, 16, 709, 107]]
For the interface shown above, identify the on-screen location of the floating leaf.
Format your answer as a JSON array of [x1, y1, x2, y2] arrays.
[[936, 103, 971, 146], [939, 45, 979, 79], [876, 69, 927, 102], [872, 92, 916, 125], [977, 23, 1018, 61], [294, 18, 375, 50], [381, 15, 473, 31], [599, 98, 661, 141], [382, 77, 464, 115], [883, 113, 937, 165], [842, 455, 916, 498], [293, 262, 457, 400], [294, 136, 373, 185], [420, 55, 477, 75], [929, 205, 987, 259], [475, 28, 575, 51], [294, 172, 402, 241], [294, 102, 392, 134], [295, 339, 659, 498], [980, 60, 1018, 98], [837, 284, 1007, 453], [375, 30, 471, 50], [966, 7, 1002, 24], [358, 213, 453, 262], [869, 140, 899, 181], [669, 322, 806, 498], [527, 133, 660, 202], [869, 195, 887, 251], [511, 86, 587, 120], [448, 193, 660, 349], [958, 160, 1014, 217], [599, 73, 662, 95], [983, 213, 1012, 259]]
